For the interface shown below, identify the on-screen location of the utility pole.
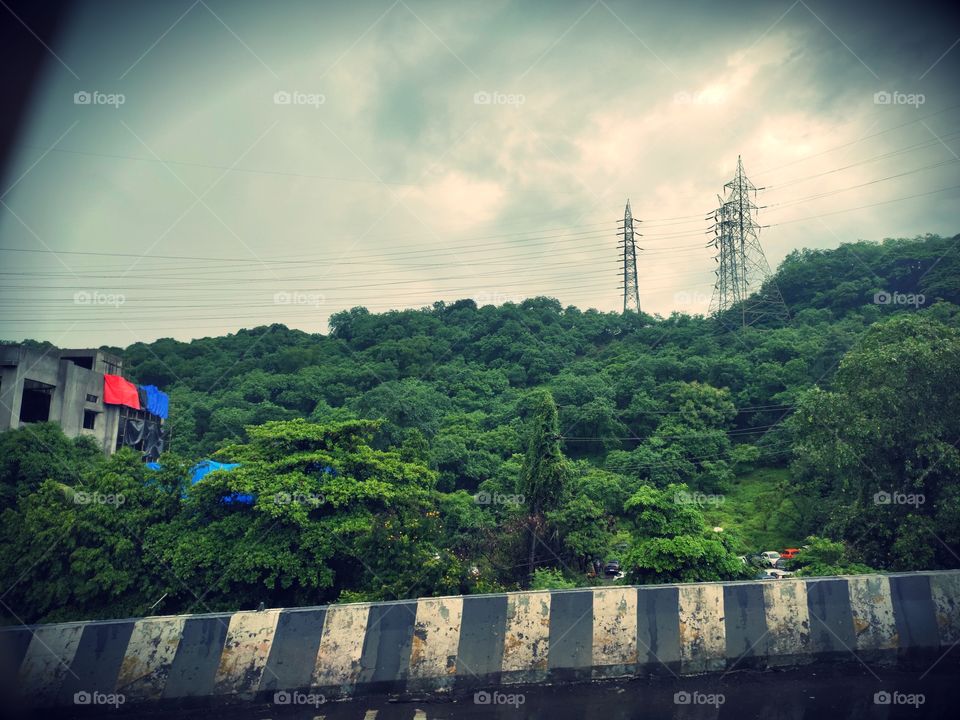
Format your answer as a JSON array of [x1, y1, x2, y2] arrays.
[[708, 157, 788, 328], [617, 200, 641, 314]]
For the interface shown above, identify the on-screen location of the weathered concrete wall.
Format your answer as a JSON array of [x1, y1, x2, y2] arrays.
[[0, 345, 123, 454], [2, 571, 957, 710]]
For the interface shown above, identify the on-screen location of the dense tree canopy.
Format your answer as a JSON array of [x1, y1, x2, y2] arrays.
[[1, 233, 959, 623]]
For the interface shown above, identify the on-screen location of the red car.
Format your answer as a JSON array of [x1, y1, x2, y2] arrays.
[[780, 548, 801, 560]]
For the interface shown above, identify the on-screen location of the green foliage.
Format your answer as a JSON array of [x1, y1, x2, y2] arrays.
[[2, 234, 959, 621], [790, 536, 876, 577], [530, 567, 579, 590], [519, 390, 569, 585], [620, 483, 745, 583], [519, 391, 568, 515], [699, 467, 804, 553], [789, 313, 960, 569], [0, 448, 183, 622], [0, 422, 102, 510], [149, 419, 451, 609]]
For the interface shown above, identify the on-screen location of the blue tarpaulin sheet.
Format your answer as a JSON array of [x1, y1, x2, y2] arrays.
[[189, 460, 253, 505], [141, 385, 169, 419], [190, 460, 241, 484]]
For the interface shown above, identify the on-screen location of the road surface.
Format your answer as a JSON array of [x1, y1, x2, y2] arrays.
[[36, 660, 960, 720]]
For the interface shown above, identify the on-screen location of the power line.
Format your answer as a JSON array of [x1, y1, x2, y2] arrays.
[[767, 183, 960, 227], [762, 129, 960, 191], [751, 103, 960, 176]]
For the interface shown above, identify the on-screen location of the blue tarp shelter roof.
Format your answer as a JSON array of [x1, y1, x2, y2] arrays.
[[189, 460, 253, 505], [190, 460, 242, 484]]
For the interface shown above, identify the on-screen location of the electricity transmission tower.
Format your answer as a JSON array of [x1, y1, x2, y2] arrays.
[[618, 200, 641, 313], [708, 156, 788, 327]]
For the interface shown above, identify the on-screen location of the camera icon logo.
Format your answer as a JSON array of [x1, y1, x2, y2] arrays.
[[74, 91, 91, 105], [873, 491, 892, 505], [474, 690, 492, 704], [273, 90, 292, 105], [273, 690, 291, 704], [674, 691, 691, 704], [473, 91, 491, 105], [874, 691, 891, 704], [474, 491, 491, 505], [873, 91, 892, 105], [74, 691, 92, 705], [873, 291, 891, 304]]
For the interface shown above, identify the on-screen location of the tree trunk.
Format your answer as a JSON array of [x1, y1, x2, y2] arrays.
[[527, 511, 539, 588]]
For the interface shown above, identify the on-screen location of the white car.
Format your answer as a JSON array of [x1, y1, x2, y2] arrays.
[[760, 551, 781, 566]]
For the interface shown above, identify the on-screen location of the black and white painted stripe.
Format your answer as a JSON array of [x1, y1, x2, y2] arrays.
[[1, 570, 957, 709]]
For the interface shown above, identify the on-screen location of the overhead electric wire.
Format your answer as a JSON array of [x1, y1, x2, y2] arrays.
[[762, 159, 960, 210], [762, 129, 960, 191], [766, 183, 960, 227], [752, 103, 960, 176]]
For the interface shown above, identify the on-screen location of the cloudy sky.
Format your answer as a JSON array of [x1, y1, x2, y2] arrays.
[[1, 0, 958, 347]]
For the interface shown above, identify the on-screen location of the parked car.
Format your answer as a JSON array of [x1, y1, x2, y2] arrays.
[[760, 551, 781, 566], [774, 557, 789, 570], [780, 548, 801, 560], [604, 560, 621, 576]]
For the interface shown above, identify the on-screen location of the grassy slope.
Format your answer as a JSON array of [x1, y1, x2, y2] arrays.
[[701, 467, 807, 554]]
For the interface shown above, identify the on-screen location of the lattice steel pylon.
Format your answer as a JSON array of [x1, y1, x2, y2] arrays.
[[708, 156, 789, 328], [617, 200, 641, 313]]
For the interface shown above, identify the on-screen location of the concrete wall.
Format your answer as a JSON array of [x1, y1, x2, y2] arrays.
[[2, 571, 958, 710], [0, 345, 123, 454]]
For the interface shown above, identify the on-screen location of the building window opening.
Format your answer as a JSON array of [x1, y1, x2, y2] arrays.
[[86, 393, 98, 403], [19, 380, 54, 423], [83, 410, 97, 430], [62, 355, 94, 369]]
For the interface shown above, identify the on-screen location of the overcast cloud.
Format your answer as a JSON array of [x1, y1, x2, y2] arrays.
[[1, 0, 958, 346]]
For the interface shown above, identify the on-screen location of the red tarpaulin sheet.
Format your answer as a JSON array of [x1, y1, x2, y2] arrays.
[[103, 374, 141, 409]]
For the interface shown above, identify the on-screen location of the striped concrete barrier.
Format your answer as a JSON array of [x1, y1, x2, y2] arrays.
[[1, 571, 957, 710]]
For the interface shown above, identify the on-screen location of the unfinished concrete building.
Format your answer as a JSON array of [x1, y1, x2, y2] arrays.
[[0, 345, 125, 455]]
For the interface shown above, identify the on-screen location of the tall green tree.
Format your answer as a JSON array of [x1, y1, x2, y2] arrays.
[[518, 390, 568, 585], [790, 314, 960, 569]]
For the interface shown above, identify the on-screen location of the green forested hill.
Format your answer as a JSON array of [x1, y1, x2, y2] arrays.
[[1, 233, 958, 623], [119, 234, 959, 458]]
